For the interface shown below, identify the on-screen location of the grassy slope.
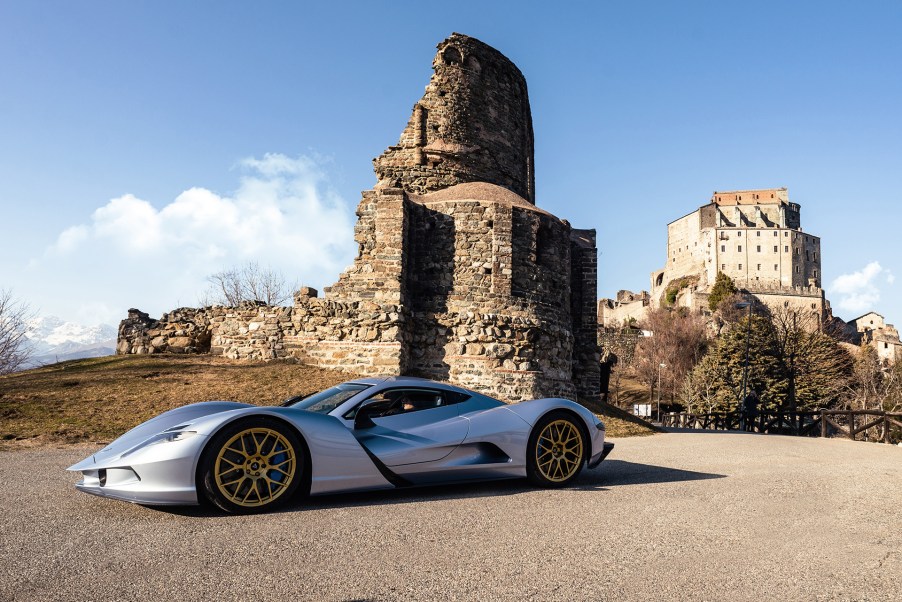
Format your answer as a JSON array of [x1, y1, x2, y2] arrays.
[[0, 355, 656, 447]]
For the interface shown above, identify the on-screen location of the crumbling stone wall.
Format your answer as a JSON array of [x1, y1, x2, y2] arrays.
[[118, 33, 600, 402], [374, 33, 535, 204], [118, 308, 213, 355]]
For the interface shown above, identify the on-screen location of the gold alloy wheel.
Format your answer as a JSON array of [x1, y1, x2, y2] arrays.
[[213, 427, 296, 508], [535, 419, 583, 483]]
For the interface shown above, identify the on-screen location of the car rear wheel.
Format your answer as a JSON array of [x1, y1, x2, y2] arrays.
[[526, 411, 585, 487], [200, 417, 303, 514]]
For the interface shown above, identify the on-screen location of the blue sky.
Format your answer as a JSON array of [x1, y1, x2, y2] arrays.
[[1, 1, 900, 327]]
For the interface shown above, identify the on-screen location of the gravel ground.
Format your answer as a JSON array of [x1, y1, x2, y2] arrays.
[[1, 432, 899, 601]]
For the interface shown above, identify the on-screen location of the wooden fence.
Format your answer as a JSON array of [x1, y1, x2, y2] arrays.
[[662, 409, 902, 444]]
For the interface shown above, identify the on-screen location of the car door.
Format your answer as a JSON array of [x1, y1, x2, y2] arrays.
[[351, 388, 470, 467]]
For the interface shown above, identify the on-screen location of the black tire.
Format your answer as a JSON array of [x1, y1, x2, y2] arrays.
[[526, 411, 586, 487], [199, 417, 304, 514]]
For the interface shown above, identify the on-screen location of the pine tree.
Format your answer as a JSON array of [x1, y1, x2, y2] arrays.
[[707, 272, 738, 311]]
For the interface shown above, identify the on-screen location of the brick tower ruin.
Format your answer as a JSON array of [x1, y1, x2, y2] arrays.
[[118, 33, 600, 402]]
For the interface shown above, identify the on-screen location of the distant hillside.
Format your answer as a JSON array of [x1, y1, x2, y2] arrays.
[[0, 355, 656, 446]]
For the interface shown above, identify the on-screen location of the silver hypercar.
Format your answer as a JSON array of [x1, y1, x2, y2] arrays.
[[68, 376, 614, 513]]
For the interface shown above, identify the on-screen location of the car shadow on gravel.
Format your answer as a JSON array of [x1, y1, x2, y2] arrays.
[[578, 459, 726, 489], [158, 479, 539, 517], [153, 460, 725, 517]]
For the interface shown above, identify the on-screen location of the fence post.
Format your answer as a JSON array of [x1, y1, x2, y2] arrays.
[[884, 413, 889, 444], [821, 409, 827, 438], [848, 411, 855, 440]]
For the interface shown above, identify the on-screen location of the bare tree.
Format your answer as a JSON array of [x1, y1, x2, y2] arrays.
[[630, 307, 709, 405], [0, 289, 34, 374], [848, 344, 902, 413], [200, 262, 295, 307]]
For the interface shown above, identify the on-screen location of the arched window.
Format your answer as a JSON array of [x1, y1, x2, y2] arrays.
[[442, 46, 462, 66]]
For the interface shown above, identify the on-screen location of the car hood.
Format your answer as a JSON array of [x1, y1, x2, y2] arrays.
[[68, 401, 253, 470]]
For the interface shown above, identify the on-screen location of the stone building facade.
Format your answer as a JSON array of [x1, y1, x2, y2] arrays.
[[648, 187, 826, 320], [118, 33, 600, 402], [845, 312, 902, 365], [598, 290, 651, 329]]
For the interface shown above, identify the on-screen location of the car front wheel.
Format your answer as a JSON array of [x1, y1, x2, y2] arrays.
[[526, 411, 585, 487], [200, 417, 303, 514]]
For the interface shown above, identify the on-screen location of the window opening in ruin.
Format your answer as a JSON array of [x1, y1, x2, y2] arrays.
[[795, 266, 800, 273], [773, 246, 778, 252], [739, 264, 743, 270], [813, 252, 817, 260], [784, 246, 789, 252], [738, 231, 742, 236], [757, 231, 761, 236], [721, 245, 725, 252], [721, 264, 725, 270], [774, 264, 778, 270], [442, 46, 462, 66], [784, 232, 788, 237], [738, 245, 742, 252], [757, 264, 761, 270], [487, 220, 494, 228], [774, 231, 778, 236], [757, 245, 761, 252]]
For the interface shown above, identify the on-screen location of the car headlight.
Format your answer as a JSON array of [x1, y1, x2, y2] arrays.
[[121, 430, 198, 457], [160, 430, 198, 443]]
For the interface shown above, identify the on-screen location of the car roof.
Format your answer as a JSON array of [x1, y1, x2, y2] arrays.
[[346, 376, 478, 395]]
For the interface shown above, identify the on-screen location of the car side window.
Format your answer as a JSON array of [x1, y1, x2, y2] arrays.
[[343, 387, 470, 419]]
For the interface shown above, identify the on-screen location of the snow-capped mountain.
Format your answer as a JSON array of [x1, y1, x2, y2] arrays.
[[24, 316, 118, 367]]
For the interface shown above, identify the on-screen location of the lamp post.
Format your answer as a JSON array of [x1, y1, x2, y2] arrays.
[[656, 362, 666, 423], [735, 301, 753, 431]]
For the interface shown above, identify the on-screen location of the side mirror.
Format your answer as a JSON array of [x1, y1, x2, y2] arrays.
[[353, 399, 382, 430]]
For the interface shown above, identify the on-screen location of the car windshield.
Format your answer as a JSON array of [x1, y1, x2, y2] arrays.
[[287, 383, 371, 414]]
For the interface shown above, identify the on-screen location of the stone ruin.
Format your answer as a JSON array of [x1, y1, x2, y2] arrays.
[[118, 33, 600, 402]]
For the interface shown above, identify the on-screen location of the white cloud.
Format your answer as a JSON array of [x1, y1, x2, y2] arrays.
[[38, 153, 356, 324], [829, 261, 891, 315]]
